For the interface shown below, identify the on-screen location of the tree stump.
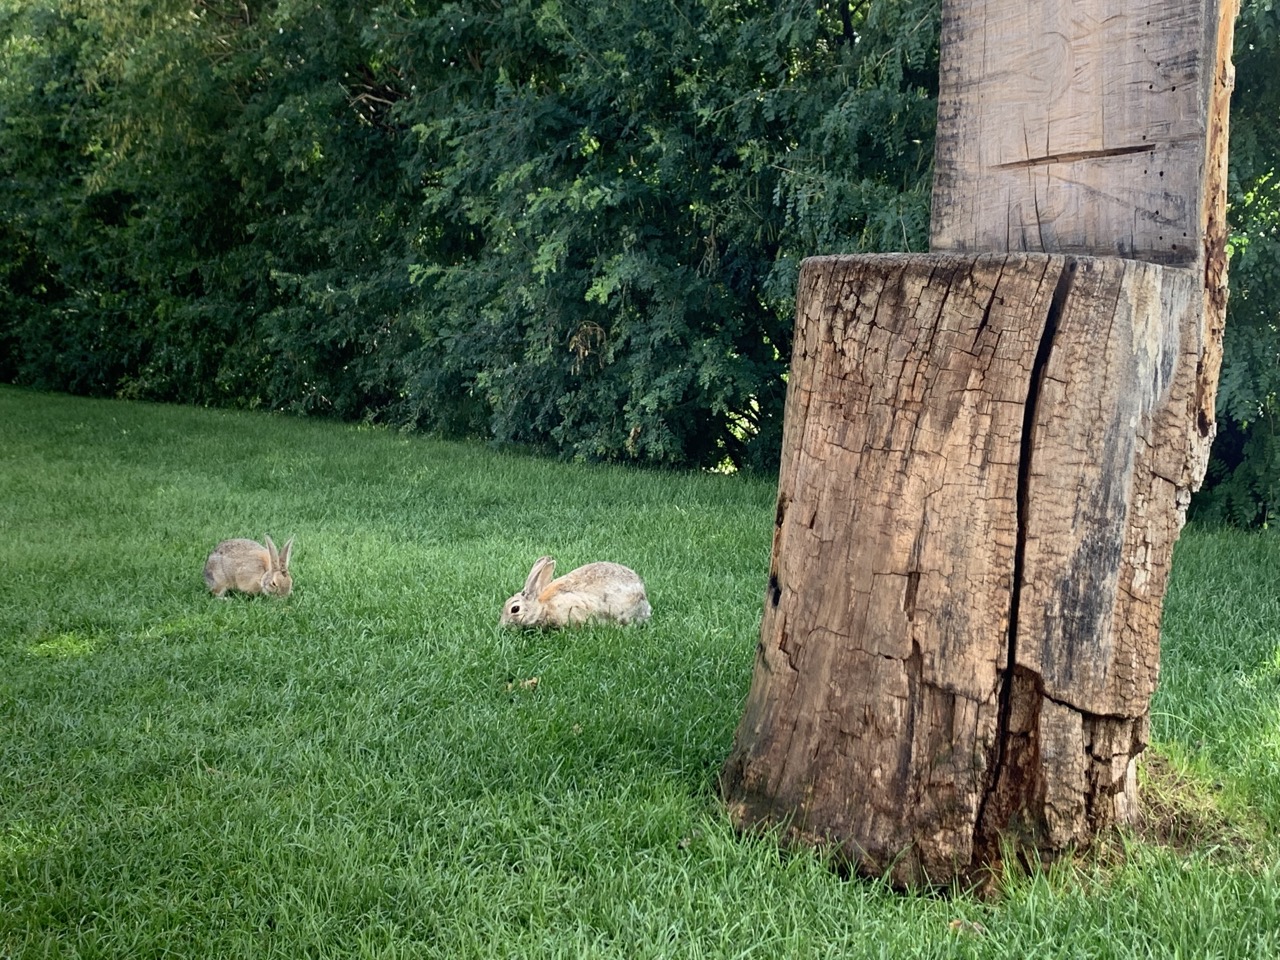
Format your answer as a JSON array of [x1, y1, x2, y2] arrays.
[[721, 0, 1237, 886], [722, 251, 1205, 885]]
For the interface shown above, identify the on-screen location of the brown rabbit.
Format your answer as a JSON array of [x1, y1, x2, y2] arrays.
[[500, 555, 651, 627], [203, 535, 294, 598]]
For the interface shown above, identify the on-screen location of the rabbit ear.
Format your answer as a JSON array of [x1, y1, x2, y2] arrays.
[[265, 535, 279, 567], [523, 556, 556, 597], [278, 537, 294, 570]]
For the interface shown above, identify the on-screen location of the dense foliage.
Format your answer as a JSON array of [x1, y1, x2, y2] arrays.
[[0, 1, 1275, 510], [0, 0, 937, 471], [1193, 0, 1280, 526]]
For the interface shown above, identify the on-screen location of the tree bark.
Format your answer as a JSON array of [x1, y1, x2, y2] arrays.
[[721, 0, 1237, 887], [722, 252, 1207, 885]]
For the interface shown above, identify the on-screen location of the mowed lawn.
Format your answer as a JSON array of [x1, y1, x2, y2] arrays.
[[1, 385, 1278, 959]]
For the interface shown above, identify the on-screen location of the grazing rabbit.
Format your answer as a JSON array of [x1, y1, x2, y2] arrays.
[[203, 535, 294, 598], [500, 555, 651, 627]]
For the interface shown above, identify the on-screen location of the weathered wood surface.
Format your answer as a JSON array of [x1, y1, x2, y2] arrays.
[[721, 0, 1237, 885], [932, 0, 1234, 271], [721, 252, 1206, 885]]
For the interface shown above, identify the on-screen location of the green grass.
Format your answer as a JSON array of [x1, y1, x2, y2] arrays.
[[1, 384, 1278, 959]]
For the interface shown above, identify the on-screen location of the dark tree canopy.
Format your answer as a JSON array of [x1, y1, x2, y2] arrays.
[[0, 0, 1274, 512], [1198, 1, 1280, 524]]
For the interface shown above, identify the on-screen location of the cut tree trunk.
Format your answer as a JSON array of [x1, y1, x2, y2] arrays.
[[721, 0, 1237, 887], [722, 251, 1202, 885]]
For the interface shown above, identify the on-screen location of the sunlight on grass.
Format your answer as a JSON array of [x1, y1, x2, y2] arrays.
[[27, 630, 101, 658], [1, 385, 1278, 959], [0, 820, 62, 869]]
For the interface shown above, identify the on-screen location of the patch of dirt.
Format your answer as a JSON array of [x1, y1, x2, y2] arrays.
[[1106, 750, 1271, 866]]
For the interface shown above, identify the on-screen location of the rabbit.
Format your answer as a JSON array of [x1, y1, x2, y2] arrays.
[[500, 555, 652, 628], [203, 535, 294, 598]]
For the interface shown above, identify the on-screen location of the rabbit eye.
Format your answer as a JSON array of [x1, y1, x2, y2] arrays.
[[510, 603, 520, 614]]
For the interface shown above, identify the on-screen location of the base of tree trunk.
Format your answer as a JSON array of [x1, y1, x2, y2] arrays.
[[721, 252, 1215, 887]]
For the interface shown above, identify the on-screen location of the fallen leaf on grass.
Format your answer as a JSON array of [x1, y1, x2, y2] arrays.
[[505, 676, 540, 692]]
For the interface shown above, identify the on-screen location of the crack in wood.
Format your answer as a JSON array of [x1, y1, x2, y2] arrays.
[[903, 570, 921, 623], [776, 617, 799, 674], [993, 144, 1158, 170], [1039, 687, 1142, 724], [975, 258, 1076, 854], [970, 263, 999, 349]]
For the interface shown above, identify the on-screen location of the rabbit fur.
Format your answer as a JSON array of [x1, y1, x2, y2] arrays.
[[501, 555, 651, 627], [204, 535, 294, 598]]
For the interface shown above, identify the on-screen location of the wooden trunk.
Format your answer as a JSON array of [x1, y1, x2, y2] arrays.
[[721, 0, 1237, 886], [722, 252, 1206, 885]]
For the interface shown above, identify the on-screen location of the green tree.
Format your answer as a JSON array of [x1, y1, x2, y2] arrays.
[[1194, 0, 1280, 525], [3, 0, 1276, 500], [387, 0, 938, 468], [0, 0, 428, 419]]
